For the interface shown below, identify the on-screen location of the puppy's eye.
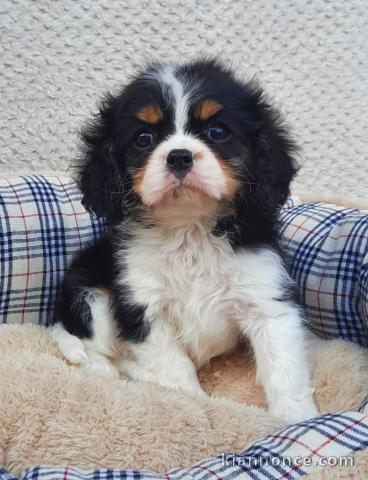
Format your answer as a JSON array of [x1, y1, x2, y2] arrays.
[[207, 122, 229, 141], [135, 131, 154, 148]]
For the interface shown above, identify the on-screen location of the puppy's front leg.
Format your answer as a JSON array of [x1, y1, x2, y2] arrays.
[[237, 249, 318, 423], [244, 302, 318, 423], [121, 320, 205, 397]]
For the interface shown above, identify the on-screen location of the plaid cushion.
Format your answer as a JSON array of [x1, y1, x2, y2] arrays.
[[1, 176, 368, 479], [0, 176, 104, 325], [1, 409, 367, 479], [279, 198, 368, 346], [1, 176, 368, 347]]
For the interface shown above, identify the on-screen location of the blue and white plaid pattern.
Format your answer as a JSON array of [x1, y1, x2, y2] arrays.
[[1, 176, 367, 346], [279, 199, 368, 346], [1, 409, 367, 479], [359, 393, 368, 413], [0, 176, 105, 325], [1, 177, 368, 479]]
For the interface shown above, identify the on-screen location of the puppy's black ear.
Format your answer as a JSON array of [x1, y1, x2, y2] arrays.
[[246, 84, 299, 215], [76, 93, 124, 224]]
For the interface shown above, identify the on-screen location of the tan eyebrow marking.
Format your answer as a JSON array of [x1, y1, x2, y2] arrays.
[[136, 105, 163, 124], [195, 99, 222, 120]]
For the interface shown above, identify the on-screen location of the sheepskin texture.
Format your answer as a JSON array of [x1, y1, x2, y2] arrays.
[[0, 0, 367, 200], [0, 324, 367, 477]]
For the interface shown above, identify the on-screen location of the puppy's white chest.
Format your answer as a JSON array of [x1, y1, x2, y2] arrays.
[[124, 224, 239, 366]]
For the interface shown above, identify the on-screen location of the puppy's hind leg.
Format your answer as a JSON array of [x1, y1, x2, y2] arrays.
[[51, 323, 88, 365], [54, 289, 120, 379], [121, 320, 205, 396], [81, 289, 120, 378]]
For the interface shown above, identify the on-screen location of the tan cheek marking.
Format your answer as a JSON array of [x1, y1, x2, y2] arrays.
[[218, 159, 240, 200], [132, 163, 148, 197], [195, 99, 221, 120], [136, 105, 163, 124], [195, 151, 205, 160], [97, 287, 110, 296]]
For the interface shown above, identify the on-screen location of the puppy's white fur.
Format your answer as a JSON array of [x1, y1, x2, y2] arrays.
[[139, 133, 228, 206], [54, 64, 318, 423], [55, 220, 318, 422], [151, 64, 192, 133]]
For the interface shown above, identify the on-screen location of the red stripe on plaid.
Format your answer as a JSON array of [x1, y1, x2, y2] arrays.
[[287, 222, 368, 242], [286, 223, 313, 235], [285, 216, 312, 248], [313, 415, 368, 456], [197, 465, 222, 479], [4, 211, 88, 219], [329, 234, 368, 242], [275, 414, 368, 480], [305, 287, 352, 297], [269, 434, 325, 459], [4, 268, 66, 278], [5, 179, 30, 324]]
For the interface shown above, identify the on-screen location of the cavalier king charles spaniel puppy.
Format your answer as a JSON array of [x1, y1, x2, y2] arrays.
[[53, 59, 318, 422]]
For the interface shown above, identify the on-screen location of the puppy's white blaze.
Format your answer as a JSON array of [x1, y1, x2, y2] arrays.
[[139, 133, 227, 206], [155, 65, 190, 133]]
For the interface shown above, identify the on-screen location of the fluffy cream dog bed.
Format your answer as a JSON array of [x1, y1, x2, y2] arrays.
[[1, 324, 367, 478]]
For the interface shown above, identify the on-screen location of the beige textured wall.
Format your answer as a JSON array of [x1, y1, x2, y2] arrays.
[[0, 0, 367, 199]]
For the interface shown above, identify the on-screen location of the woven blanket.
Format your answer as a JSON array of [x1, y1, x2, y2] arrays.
[[1, 176, 367, 346]]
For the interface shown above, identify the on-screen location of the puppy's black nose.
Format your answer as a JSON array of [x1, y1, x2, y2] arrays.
[[166, 149, 193, 179]]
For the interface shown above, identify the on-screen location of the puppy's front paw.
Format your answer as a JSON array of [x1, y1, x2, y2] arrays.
[[65, 346, 88, 365], [85, 354, 120, 379], [270, 397, 319, 424]]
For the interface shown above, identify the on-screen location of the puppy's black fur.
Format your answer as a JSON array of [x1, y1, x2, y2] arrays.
[[57, 59, 298, 341]]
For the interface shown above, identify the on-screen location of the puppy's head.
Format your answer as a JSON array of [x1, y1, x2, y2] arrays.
[[78, 59, 298, 232]]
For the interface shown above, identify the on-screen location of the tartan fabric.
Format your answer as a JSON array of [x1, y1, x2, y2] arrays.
[[1, 410, 367, 479], [0, 176, 105, 325], [358, 394, 368, 413], [1, 177, 368, 478], [1, 176, 367, 347], [279, 199, 368, 346]]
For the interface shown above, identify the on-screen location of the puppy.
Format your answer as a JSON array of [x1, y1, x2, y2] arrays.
[[53, 59, 318, 422]]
